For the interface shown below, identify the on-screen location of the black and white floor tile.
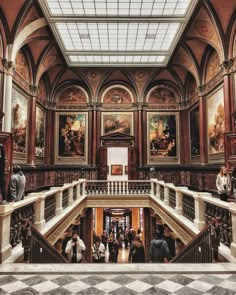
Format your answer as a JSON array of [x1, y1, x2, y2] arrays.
[[0, 273, 236, 294]]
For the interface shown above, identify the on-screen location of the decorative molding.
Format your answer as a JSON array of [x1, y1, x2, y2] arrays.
[[29, 85, 38, 97], [46, 201, 86, 245], [197, 85, 205, 96], [220, 59, 234, 76], [2, 59, 15, 75], [151, 200, 195, 244]]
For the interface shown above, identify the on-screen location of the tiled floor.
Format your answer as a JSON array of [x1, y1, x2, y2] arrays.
[[0, 273, 236, 294]]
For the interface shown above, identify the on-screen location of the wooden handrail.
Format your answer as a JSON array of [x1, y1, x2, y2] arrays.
[[170, 224, 213, 263], [21, 220, 68, 263]]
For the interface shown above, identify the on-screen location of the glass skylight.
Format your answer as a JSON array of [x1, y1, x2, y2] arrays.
[[47, 0, 192, 16], [56, 22, 180, 52], [69, 55, 166, 64], [39, 0, 198, 65]]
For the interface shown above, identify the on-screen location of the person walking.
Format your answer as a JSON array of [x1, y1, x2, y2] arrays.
[[149, 230, 171, 263], [216, 166, 231, 201], [65, 231, 86, 263], [92, 236, 106, 263], [8, 165, 26, 202], [128, 235, 145, 263]]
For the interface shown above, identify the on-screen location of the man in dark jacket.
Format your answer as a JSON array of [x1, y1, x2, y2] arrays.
[[8, 165, 26, 202], [149, 230, 171, 263]]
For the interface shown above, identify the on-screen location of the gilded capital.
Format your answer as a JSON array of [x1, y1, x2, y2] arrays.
[[2, 59, 15, 75], [197, 85, 205, 96], [220, 59, 233, 75], [29, 85, 38, 97]]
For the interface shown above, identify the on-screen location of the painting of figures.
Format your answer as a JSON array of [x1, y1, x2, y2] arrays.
[[111, 165, 123, 175], [190, 107, 200, 156], [56, 113, 88, 163], [207, 88, 224, 155], [35, 106, 45, 157], [147, 112, 178, 163], [102, 112, 133, 135], [12, 88, 28, 154]]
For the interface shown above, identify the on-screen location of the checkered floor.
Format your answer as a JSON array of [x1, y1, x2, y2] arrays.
[[0, 273, 236, 294]]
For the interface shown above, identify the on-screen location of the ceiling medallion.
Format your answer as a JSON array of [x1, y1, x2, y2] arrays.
[[134, 71, 148, 82]]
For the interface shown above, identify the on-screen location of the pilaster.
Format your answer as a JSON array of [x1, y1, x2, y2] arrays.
[[27, 85, 37, 165]]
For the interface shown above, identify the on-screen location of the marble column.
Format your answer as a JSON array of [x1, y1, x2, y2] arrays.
[[27, 86, 37, 165], [132, 208, 140, 232], [88, 103, 93, 166], [221, 60, 233, 132], [198, 87, 208, 164], [2, 60, 14, 133], [83, 208, 93, 262], [92, 103, 97, 166], [95, 207, 103, 237], [138, 103, 143, 166], [143, 208, 151, 262]]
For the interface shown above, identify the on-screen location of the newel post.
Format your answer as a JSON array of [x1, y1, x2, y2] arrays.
[[229, 203, 236, 258], [29, 193, 46, 231], [0, 202, 14, 262], [193, 193, 209, 231]]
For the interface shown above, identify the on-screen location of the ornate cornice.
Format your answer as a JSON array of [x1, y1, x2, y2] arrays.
[[197, 85, 205, 96], [29, 85, 38, 97], [220, 59, 233, 76], [2, 59, 15, 75]]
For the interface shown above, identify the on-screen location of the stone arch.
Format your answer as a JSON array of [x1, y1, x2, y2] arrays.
[[204, 49, 221, 84], [146, 83, 181, 105], [55, 84, 89, 105], [100, 84, 134, 104]]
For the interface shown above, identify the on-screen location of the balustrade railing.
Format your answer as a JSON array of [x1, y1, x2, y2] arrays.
[[171, 225, 212, 263], [44, 194, 56, 222], [182, 193, 195, 222], [160, 186, 164, 201], [205, 203, 232, 247], [85, 180, 151, 195], [169, 188, 176, 209], [62, 189, 69, 209], [10, 204, 35, 247]]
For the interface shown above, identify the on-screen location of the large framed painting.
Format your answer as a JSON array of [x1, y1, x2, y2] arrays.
[[207, 87, 224, 159], [55, 112, 88, 164], [12, 88, 28, 160], [111, 165, 123, 175], [101, 112, 133, 135], [147, 112, 179, 164], [190, 106, 200, 157], [35, 106, 45, 158]]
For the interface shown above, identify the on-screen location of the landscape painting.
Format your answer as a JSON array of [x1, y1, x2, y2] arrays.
[[102, 112, 133, 135]]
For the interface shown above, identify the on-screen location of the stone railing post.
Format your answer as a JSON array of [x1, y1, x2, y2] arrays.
[[156, 182, 161, 199], [55, 189, 63, 215], [229, 203, 236, 258], [164, 186, 169, 205], [150, 179, 154, 196], [68, 186, 73, 205], [81, 179, 86, 196], [175, 187, 188, 215], [193, 193, 209, 230], [0, 202, 14, 262], [28, 193, 46, 231]]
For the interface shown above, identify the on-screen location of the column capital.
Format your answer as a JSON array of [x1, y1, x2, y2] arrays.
[[197, 85, 205, 96], [2, 59, 15, 75], [29, 85, 38, 97], [220, 59, 234, 76]]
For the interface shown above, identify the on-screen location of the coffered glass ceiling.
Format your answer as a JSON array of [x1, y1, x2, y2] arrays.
[[39, 0, 198, 66]]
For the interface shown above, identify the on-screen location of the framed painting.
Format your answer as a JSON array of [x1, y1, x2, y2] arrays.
[[35, 106, 45, 158], [190, 106, 200, 157], [55, 112, 88, 164], [12, 87, 28, 160], [101, 112, 133, 135], [125, 165, 128, 174], [147, 112, 179, 164], [207, 87, 224, 159], [111, 165, 123, 175]]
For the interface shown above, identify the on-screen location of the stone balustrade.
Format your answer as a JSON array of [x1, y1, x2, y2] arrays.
[[150, 179, 236, 258], [1, 178, 236, 263], [0, 179, 85, 263]]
